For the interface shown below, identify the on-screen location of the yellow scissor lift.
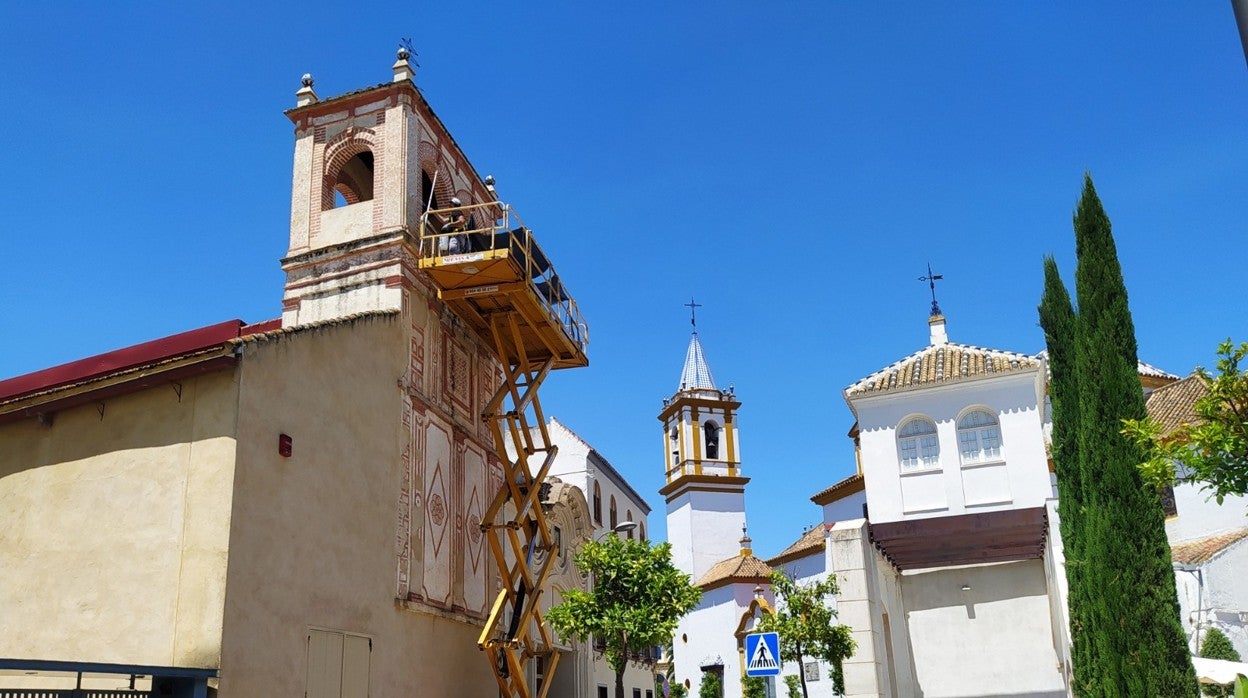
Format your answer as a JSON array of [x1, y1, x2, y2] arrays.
[[418, 202, 588, 698]]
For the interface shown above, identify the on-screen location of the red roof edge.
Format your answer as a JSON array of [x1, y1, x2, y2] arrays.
[[0, 320, 255, 402]]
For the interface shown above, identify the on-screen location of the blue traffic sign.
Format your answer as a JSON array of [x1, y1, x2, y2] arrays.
[[744, 631, 781, 677]]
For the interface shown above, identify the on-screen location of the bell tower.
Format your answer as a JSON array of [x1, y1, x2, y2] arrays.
[[659, 320, 748, 581], [280, 48, 493, 326]]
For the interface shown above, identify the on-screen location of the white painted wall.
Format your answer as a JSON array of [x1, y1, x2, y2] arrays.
[[666, 489, 748, 582], [1166, 484, 1248, 544], [672, 583, 759, 698], [821, 489, 866, 523], [852, 370, 1049, 524], [1177, 541, 1248, 659], [901, 560, 1066, 698]]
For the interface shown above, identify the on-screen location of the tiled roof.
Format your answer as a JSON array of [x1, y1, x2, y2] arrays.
[[1138, 360, 1180, 379], [811, 473, 865, 505], [1171, 528, 1248, 566], [845, 342, 1040, 397], [766, 525, 829, 567], [679, 332, 716, 391], [694, 552, 772, 590], [1034, 351, 1179, 382], [1145, 373, 1209, 436]]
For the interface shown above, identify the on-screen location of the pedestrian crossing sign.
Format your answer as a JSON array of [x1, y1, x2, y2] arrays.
[[744, 631, 781, 677]]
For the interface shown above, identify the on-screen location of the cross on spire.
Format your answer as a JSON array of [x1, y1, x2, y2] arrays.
[[918, 263, 944, 317], [684, 297, 703, 329]]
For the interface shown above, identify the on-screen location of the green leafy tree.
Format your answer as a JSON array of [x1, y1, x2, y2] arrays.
[[1048, 174, 1197, 695], [742, 675, 767, 698], [669, 683, 688, 698], [1125, 340, 1248, 501], [1039, 254, 1096, 691], [698, 671, 722, 698], [758, 569, 855, 698], [547, 535, 701, 698], [1199, 627, 1242, 697], [783, 674, 803, 698]]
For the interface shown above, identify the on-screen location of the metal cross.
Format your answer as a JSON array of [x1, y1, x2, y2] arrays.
[[918, 263, 944, 317], [685, 297, 702, 328]]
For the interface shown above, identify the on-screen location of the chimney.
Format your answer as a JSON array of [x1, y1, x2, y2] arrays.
[[929, 314, 948, 346]]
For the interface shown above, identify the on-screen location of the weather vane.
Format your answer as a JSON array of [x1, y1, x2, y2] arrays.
[[684, 296, 702, 329], [398, 37, 421, 67], [918, 263, 944, 317]]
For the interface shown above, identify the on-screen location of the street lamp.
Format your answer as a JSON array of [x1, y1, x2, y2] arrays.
[[596, 520, 637, 541]]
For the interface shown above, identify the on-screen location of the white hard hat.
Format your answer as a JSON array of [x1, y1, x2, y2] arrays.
[[450, 196, 462, 206]]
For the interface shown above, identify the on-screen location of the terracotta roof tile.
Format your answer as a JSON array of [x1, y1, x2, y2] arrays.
[[1145, 373, 1209, 436], [811, 473, 865, 506], [1171, 528, 1248, 565], [694, 553, 772, 590], [766, 525, 829, 567], [845, 343, 1040, 397]]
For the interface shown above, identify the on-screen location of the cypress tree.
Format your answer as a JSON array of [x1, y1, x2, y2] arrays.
[[1071, 174, 1196, 696], [1039, 256, 1095, 692]]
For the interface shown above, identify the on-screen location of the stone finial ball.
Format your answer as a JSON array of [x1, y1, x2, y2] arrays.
[[301, 73, 314, 88], [397, 46, 410, 61]]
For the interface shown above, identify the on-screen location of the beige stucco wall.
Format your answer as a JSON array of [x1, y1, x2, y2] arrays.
[[217, 313, 498, 697], [0, 369, 240, 668]]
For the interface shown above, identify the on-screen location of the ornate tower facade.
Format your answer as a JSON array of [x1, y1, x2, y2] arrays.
[[659, 328, 748, 581], [281, 51, 495, 326]]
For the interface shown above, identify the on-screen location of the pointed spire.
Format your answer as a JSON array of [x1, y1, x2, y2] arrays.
[[679, 331, 717, 391]]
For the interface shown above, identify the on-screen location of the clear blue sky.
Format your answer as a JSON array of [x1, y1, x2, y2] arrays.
[[2, 3, 1245, 557]]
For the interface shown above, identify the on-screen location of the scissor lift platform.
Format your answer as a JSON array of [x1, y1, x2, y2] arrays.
[[418, 203, 588, 370], [417, 201, 587, 698]]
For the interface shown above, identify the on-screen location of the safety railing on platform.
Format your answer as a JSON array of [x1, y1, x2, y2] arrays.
[[418, 202, 589, 354]]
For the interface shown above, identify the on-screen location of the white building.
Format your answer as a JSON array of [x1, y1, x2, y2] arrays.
[[1146, 374, 1248, 659], [541, 417, 659, 698], [662, 329, 773, 698]]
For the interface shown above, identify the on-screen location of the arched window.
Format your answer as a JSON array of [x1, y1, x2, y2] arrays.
[[327, 150, 374, 208], [593, 482, 602, 525], [897, 417, 940, 471], [626, 509, 634, 539], [703, 421, 720, 460], [609, 496, 618, 529], [958, 410, 1002, 464], [640, 522, 647, 541]]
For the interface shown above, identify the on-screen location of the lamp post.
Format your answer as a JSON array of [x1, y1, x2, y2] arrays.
[[596, 520, 637, 541]]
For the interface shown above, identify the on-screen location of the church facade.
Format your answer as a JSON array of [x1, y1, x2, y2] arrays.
[[0, 52, 598, 698]]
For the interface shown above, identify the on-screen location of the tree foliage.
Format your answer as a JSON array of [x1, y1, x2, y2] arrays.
[[546, 534, 701, 698], [1199, 627, 1242, 697], [1042, 175, 1197, 696], [758, 569, 855, 698], [1039, 254, 1095, 690], [742, 675, 767, 698], [698, 671, 722, 698], [1125, 340, 1248, 502], [783, 674, 803, 698]]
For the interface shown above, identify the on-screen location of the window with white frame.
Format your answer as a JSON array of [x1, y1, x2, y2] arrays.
[[958, 409, 1002, 464], [898, 418, 940, 470]]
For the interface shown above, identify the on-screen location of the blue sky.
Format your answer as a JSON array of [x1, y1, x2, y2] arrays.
[[2, 3, 1245, 557]]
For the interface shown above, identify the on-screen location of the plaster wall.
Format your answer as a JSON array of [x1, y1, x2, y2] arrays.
[[673, 584, 756, 698], [0, 369, 239, 668], [827, 520, 916, 698], [217, 314, 497, 697], [821, 489, 866, 524], [901, 559, 1066, 698], [1177, 542, 1248, 659], [665, 490, 747, 582], [544, 419, 651, 540], [854, 371, 1049, 524], [1166, 484, 1248, 544]]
